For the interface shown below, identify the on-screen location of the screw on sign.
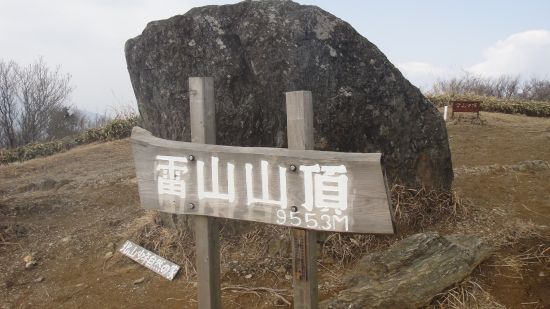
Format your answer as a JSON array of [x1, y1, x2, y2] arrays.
[[130, 77, 394, 309]]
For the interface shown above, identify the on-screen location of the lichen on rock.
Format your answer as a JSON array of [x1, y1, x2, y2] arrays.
[[125, 0, 453, 190]]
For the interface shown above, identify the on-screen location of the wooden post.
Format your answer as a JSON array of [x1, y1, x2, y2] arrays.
[[189, 77, 222, 309], [285, 91, 318, 309]]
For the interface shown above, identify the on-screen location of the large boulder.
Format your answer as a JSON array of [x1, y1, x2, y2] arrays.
[[125, 0, 453, 189]]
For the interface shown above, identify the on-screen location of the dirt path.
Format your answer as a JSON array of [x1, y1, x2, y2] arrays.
[[448, 113, 550, 225], [1, 112, 549, 308], [447, 112, 550, 308], [0, 140, 147, 308]]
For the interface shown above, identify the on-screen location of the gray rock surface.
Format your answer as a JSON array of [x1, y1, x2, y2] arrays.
[[125, 0, 453, 189], [320, 232, 494, 309]]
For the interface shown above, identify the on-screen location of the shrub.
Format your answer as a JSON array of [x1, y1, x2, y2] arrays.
[[427, 94, 550, 117], [0, 116, 140, 165]]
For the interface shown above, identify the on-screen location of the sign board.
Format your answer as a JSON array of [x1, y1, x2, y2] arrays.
[[119, 240, 180, 280], [452, 100, 481, 118], [131, 127, 394, 234]]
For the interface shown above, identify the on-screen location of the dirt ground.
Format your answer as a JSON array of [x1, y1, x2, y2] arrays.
[[1, 111, 549, 308]]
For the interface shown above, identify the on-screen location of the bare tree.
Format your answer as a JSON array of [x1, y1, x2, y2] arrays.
[[89, 112, 112, 128], [0, 60, 20, 148], [46, 106, 89, 140], [17, 57, 73, 144], [521, 78, 550, 101], [494, 75, 520, 99], [431, 73, 527, 100], [432, 72, 495, 97]]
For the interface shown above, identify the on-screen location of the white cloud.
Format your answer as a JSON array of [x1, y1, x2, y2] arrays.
[[398, 30, 550, 89], [469, 30, 550, 79], [397, 62, 461, 90]]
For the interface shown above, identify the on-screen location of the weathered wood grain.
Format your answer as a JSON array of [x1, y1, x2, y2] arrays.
[[287, 90, 318, 309], [189, 77, 221, 309], [131, 127, 394, 234], [286, 91, 314, 151]]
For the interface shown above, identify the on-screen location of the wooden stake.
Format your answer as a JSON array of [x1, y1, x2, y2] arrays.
[[285, 91, 318, 309], [190, 77, 222, 309]]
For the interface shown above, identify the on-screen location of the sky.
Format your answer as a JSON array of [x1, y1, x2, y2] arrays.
[[1, 0, 549, 114]]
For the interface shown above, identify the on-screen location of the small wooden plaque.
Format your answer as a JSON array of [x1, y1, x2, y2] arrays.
[[119, 240, 180, 280]]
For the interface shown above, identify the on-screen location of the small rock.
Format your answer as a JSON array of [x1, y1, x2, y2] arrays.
[[23, 255, 36, 269], [104, 252, 113, 259], [33, 277, 44, 283], [285, 274, 292, 280], [539, 271, 546, 277], [54, 179, 70, 189], [106, 242, 115, 250], [133, 277, 145, 285], [244, 274, 252, 279], [76, 283, 85, 288], [38, 178, 57, 190], [4, 279, 14, 289], [61, 236, 71, 243], [17, 183, 38, 193]]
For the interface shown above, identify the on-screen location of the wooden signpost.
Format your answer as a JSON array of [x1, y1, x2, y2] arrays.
[[451, 100, 481, 119], [286, 91, 318, 308], [131, 77, 394, 308]]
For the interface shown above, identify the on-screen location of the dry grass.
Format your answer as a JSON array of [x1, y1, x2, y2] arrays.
[[320, 185, 467, 264], [430, 219, 548, 308], [221, 285, 291, 306], [430, 242, 549, 308], [488, 218, 545, 248], [320, 233, 395, 265], [110, 210, 197, 280], [517, 244, 550, 265], [0, 223, 26, 246], [488, 243, 549, 280], [112, 186, 547, 307], [222, 223, 288, 261], [429, 277, 505, 309], [114, 185, 467, 275], [392, 185, 466, 232]]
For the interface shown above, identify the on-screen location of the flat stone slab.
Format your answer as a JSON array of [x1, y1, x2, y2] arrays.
[[321, 232, 494, 309]]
